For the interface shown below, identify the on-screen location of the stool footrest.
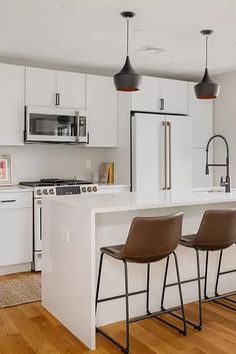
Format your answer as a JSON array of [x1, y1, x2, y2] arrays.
[[129, 305, 184, 323], [165, 275, 205, 288], [97, 289, 147, 303], [218, 269, 236, 276]]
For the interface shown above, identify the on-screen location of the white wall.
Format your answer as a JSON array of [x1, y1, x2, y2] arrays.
[[214, 71, 236, 187], [0, 145, 107, 184]]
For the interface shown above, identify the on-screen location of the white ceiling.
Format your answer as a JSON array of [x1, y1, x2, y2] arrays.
[[1, 0, 236, 80]]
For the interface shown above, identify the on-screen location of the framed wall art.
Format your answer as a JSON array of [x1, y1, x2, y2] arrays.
[[0, 155, 13, 186]]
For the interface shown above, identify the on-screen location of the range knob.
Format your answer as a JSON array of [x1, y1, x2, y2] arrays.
[[43, 189, 48, 195], [49, 188, 55, 195], [93, 186, 98, 192], [82, 187, 87, 193], [37, 189, 42, 196], [87, 187, 92, 192]]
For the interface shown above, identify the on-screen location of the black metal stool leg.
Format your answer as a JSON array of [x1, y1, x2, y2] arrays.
[[160, 256, 170, 311], [123, 260, 130, 353], [195, 249, 203, 330], [96, 252, 104, 312], [204, 251, 209, 300], [173, 251, 187, 335], [146, 263, 150, 314], [215, 249, 223, 297]]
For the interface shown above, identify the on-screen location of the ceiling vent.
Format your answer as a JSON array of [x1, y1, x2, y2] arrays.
[[138, 45, 165, 54]]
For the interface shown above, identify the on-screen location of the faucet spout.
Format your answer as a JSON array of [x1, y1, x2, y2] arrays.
[[205, 135, 231, 193]]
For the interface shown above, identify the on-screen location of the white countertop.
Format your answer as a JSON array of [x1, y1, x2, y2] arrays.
[[0, 185, 33, 193], [46, 189, 236, 214]]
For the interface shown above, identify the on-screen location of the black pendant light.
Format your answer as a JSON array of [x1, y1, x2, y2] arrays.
[[194, 30, 220, 99], [113, 11, 142, 92]]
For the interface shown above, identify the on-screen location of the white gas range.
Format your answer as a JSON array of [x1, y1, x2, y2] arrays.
[[19, 178, 98, 271]]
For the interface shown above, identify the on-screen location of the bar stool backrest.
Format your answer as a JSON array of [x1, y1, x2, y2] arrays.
[[119, 212, 183, 263], [193, 209, 236, 251]]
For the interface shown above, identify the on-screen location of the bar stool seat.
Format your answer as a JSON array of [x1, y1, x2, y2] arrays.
[[96, 213, 187, 354], [180, 234, 195, 247], [100, 245, 124, 259]]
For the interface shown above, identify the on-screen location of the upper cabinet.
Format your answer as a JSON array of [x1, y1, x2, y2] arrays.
[[26, 67, 86, 109], [0, 63, 24, 145], [189, 82, 213, 148], [86, 75, 117, 147], [131, 76, 189, 115]]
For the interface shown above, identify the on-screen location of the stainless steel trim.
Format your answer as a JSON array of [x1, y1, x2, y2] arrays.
[[162, 121, 168, 190], [167, 121, 172, 190]]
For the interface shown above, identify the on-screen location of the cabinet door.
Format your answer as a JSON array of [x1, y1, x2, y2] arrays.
[[0, 64, 24, 145], [189, 82, 213, 148], [26, 67, 56, 106], [56, 71, 86, 109], [160, 79, 189, 115], [132, 113, 165, 193], [131, 76, 160, 111], [167, 115, 192, 189], [0, 208, 32, 266], [87, 75, 117, 147]]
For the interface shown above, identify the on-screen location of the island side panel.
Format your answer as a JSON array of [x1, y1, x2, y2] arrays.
[[95, 202, 236, 326], [42, 199, 96, 350]]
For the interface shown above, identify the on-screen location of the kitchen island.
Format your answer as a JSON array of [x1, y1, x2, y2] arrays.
[[42, 190, 236, 350]]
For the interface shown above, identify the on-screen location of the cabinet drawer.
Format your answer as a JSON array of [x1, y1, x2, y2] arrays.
[[0, 192, 32, 209]]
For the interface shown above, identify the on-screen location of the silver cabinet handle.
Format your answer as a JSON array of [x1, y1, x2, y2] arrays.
[[167, 121, 172, 190], [162, 121, 168, 190], [160, 98, 165, 111], [55, 92, 60, 106]]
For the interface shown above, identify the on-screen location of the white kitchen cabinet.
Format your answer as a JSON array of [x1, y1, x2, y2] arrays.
[[56, 71, 85, 109], [160, 78, 189, 115], [131, 76, 160, 112], [131, 76, 188, 115], [0, 63, 24, 145], [26, 67, 56, 106], [86, 75, 117, 147], [26, 67, 86, 109], [189, 82, 213, 148], [0, 191, 32, 267]]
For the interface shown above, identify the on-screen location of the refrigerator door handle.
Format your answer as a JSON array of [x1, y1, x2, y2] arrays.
[[167, 121, 172, 190], [162, 121, 168, 190]]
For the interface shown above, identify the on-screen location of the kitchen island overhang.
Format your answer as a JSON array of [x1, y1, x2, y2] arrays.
[[42, 190, 236, 350]]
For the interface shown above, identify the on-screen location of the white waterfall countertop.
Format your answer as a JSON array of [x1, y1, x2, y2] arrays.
[[46, 188, 236, 213]]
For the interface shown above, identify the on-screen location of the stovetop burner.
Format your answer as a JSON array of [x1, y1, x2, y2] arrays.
[[19, 178, 92, 187]]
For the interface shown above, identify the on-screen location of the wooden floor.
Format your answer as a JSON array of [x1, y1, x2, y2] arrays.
[[0, 273, 236, 353]]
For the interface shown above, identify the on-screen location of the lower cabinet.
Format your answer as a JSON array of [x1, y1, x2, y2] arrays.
[[0, 192, 32, 267]]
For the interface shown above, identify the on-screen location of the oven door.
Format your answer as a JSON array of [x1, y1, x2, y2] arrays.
[[25, 106, 80, 143], [34, 198, 42, 252]]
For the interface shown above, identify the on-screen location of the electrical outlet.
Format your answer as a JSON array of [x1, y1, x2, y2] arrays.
[[62, 228, 70, 242], [86, 159, 91, 169]]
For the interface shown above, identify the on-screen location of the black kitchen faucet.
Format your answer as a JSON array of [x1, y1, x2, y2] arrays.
[[205, 135, 231, 193]]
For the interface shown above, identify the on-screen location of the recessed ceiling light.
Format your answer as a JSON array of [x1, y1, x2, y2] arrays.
[[138, 45, 165, 54]]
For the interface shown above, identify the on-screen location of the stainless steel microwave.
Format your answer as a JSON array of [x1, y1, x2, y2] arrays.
[[25, 106, 88, 143]]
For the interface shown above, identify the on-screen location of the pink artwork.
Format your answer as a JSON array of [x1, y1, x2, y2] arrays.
[[0, 159, 7, 181]]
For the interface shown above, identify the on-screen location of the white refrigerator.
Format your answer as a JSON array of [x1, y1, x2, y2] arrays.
[[131, 113, 192, 193]]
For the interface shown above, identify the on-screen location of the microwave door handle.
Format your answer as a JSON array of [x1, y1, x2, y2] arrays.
[[76, 111, 80, 142]]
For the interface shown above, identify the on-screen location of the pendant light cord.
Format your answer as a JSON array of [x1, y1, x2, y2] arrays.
[[126, 17, 129, 56], [205, 34, 208, 68]]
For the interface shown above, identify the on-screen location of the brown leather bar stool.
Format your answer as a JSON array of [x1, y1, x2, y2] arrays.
[[161, 209, 236, 331], [95, 213, 187, 354]]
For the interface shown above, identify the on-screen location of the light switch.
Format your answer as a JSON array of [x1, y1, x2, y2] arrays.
[[61, 228, 70, 242]]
